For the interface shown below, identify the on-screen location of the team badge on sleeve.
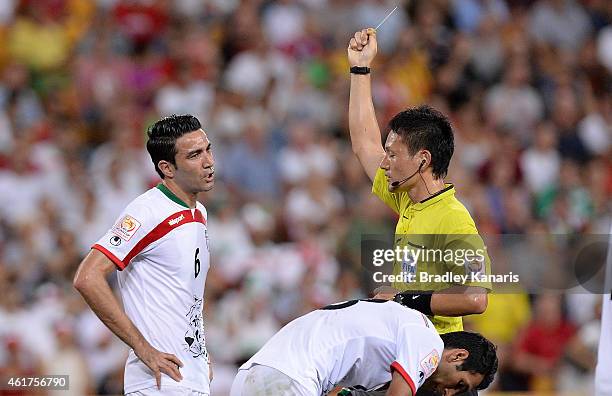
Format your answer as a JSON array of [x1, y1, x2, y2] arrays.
[[420, 350, 440, 378], [112, 215, 142, 241], [466, 256, 485, 277]]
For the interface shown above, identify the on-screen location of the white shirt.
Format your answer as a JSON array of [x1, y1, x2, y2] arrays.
[[241, 300, 443, 395], [595, 228, 612, 396], [520, 148, 560, 194], [93, 184, 210, 394], [596, 296, 611, 396]]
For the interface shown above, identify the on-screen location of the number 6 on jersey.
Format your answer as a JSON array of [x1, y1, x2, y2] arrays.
[[195, 248, 200, 278]]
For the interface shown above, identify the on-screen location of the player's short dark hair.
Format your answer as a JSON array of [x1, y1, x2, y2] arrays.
[[440, 331, 498, 391], [146, 114, 202, 179], [387, 105, 454, 179]]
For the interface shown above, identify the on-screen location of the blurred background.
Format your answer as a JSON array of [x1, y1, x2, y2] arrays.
[[0, 0, 609, 394]]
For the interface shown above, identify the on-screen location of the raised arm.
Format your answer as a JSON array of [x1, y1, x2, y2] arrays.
[[73, 250, 184, 389], [348, 28, 386, 181]]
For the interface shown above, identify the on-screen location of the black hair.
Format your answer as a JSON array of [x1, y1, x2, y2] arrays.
[[387, 105, 454, 179], [440, 331, 498, 391], [146, 114, 202, 179]]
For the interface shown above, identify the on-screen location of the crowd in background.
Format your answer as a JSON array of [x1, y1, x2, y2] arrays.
[[0, 0, 610, 394]]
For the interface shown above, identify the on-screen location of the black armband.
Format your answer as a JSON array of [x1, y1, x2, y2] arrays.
[[350, 66, 371, 75], [393, 291, 434, 316]]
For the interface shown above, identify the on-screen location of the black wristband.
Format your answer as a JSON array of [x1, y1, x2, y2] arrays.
[[350, 66, 371, 75], [393, 291, 434, 316]]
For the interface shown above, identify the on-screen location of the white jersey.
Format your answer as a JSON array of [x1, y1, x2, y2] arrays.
[[595, 228, 612, 396], [93, 184, 210, 394], [241, 300, 444, 395]]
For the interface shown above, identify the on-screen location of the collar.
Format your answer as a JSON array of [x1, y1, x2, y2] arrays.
[[411, 183, 455, 211], [156, 183, 190, 208]]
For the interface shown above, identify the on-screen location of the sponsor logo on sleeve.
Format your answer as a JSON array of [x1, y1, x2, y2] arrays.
[[110, 235, 122, 246], [168, 213, 185, 226], [112, 215, 142, 241], [420, 350, 440, 378]]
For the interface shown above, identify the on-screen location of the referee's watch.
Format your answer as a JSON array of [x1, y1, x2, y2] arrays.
[[350, 66, 370, 75]]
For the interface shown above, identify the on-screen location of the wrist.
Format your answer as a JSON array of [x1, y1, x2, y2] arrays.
[[393, 291, 434, 316], [133, 338, 150, 355]]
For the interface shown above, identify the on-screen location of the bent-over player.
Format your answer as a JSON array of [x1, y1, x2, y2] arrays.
[[231, 299, 497, 396]]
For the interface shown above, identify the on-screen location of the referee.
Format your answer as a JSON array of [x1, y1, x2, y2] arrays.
[[347, 27, 491, 338]]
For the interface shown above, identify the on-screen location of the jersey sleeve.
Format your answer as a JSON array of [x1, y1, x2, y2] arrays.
[[92, 203, 153, 270], [442, 218, 493, 290], [196, 202, 208, 222], [392, 323, 444, 394], [372, 168, 410, 214]]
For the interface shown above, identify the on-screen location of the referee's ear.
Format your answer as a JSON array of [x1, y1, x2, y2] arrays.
[[417, 150, 432, 170], [158, 160, 175, 179]]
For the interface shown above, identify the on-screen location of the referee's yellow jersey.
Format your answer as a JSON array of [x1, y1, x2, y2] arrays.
[[372, 168, 492, 333]]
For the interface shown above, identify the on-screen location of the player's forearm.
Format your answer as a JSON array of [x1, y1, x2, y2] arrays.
[[348, 74, 382, 156], [394, 286, 487, 316], [431, 287, 488, 316], [74, 273, 149, 353]]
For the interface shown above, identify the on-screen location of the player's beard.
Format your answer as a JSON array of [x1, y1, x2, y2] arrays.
[[201, 173, 214, 191], [202, 181, 214, 192]]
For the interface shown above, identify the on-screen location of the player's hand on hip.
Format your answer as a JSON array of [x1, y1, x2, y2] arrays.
[[348, 28, 377, 67], [136, 344, 184, 389]]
